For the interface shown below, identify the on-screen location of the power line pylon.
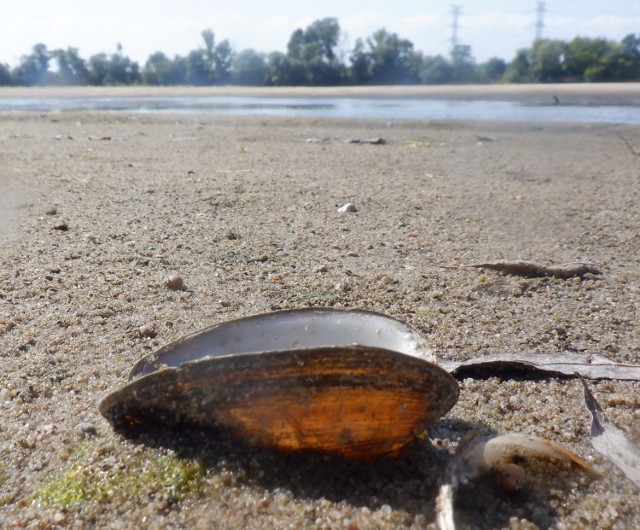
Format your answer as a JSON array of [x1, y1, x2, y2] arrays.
[[535, 1, 546, 41], [450, 5, 461, 51]]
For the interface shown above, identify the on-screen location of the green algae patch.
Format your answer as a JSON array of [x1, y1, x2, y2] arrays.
[[34, 444, 208, 510], [404, 140, 430, 148]]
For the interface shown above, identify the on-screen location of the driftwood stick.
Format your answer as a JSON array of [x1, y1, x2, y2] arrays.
[[463, 261, 602, 279]]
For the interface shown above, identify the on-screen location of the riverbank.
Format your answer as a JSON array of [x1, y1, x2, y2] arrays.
[[1, 112, 639, 528], [1, 82, 640, 105]]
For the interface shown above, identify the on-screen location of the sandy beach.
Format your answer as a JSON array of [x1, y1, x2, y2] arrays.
[[1, 92, 639, 528], [2, 82, 640, 104]]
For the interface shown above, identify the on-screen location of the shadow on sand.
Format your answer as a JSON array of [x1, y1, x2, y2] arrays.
[[112, 416, 583, 528]]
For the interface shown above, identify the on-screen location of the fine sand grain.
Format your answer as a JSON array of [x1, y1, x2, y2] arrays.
[[1, 103, 639, 528]]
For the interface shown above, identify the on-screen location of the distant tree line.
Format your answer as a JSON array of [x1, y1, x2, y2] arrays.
[[2, 18, 640, 87]]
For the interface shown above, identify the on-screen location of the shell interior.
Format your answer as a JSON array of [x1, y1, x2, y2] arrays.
[[129, 307, 435, 378], [100, 309, 459, 458]]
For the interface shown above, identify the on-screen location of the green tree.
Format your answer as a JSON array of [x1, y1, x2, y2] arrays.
[[365, 29, 417, 84], [143, 52, 187, 85], [231, 49, 266, 85], [144, 52, 172, 84], [186, 29, 216, 85], [476, 57, 507, 82], [87, 45, 140, 85], [563, 37, 617, 81], [305, 17, 340, 62], [450, 44, 476, 83], [214, 40, 233, 84], [265, 51, 301, 85], [88, 53, 109, 85], [419, 55, 453, 84], [186, 49, 211, 85], [51, 47, 89, 85], [504, 49, 532, 82], [185, 29, 234, 85], [283, 18, 343, 85], [530, 39, 566, 82], [616, 34, 640, 80], [348, 38, 372, 84], [287, 29, 305, 60], [13, 43, 50, 85], [107, 44, 140, 84], [619, 34, 640, 65], [0, 63, 14, 85]]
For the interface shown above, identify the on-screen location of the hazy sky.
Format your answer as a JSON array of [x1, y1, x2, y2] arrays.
[[2, 1, 640, 66]]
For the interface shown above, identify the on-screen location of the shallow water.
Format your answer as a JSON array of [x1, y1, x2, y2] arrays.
[[1, 95, 640, 124]]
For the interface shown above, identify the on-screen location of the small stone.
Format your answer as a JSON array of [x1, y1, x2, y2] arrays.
[[42, 423, 57, 435], [76, 422, 97, 436], [138, 325, 156, 338], [334, 280, 353, 292], [45, 207, 58, 216], [165, 274, 184, 290], [53, 221, 69, 231], [338, 203, 357, 213]]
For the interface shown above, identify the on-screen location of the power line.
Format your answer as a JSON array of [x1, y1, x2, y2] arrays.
[[535, 1, 546, 41]]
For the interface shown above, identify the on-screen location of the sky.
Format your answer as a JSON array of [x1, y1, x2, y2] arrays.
[[2, 1, 640, 67]]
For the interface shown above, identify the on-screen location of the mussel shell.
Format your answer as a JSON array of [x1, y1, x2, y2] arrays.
[[100, 308, 459, 458]]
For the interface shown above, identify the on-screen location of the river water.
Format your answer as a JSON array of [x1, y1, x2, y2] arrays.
[[1, 95, 639, 124]]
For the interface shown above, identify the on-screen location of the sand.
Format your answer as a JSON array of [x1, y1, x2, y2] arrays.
[[2, 82, 640, 104], [1, 89, 639, 528]]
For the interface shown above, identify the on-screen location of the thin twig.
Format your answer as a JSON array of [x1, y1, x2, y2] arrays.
[[619, 134, 640, 156]]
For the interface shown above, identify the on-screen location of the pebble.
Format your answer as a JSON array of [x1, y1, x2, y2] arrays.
[[138, 325, 157, 338], [42, 423, 57, 435], [337, 203, 357, 213], [53, 221, 69, 231], [76, 422, 98, 436], [165, 274, 184, 290]]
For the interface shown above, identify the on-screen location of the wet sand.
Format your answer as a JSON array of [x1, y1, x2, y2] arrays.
[[1, 105, 639, 528]]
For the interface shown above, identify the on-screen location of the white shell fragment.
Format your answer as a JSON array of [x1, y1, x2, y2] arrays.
[[580, 377, 640, 488], [337, 203, 357, 213], [436, 483, 456, 530], [452, 432, 598, 485], [436, 431, 599, 530]]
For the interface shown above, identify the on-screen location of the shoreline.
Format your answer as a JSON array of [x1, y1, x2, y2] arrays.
[[1, 82, 640, 104]]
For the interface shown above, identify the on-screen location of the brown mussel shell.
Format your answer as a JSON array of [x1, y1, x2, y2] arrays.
[[100, 308, 459, 459]]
